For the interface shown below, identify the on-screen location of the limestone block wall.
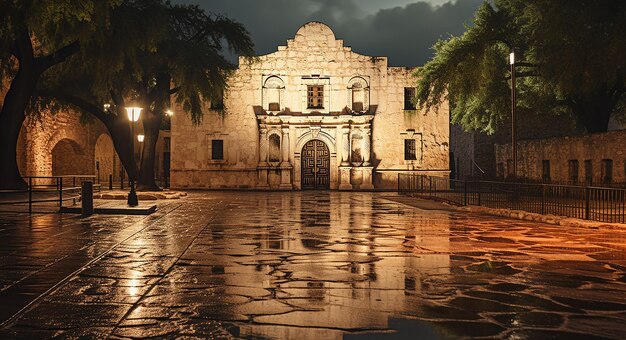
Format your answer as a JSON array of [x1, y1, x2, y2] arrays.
[[372, 67, 450, 189], [495, 130, 626, 184], [170, 102, 259, 189], [18, 110, 109, 179], [171, 22, 450, 190]]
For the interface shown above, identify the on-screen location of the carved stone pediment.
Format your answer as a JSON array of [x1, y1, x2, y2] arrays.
[[310, 126, 321, 138]]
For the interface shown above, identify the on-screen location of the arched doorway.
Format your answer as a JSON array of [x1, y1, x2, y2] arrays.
[[51, 138, 90, 176], [301, 140, 330, 189]]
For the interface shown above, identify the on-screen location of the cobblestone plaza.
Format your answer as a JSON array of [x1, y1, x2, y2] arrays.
[[0, 192, 625, 338]]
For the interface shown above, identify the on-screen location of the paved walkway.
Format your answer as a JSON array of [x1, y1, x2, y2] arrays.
[[0, 192, 625, 339]]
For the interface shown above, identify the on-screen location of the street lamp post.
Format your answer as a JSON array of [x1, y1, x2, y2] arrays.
[[509, 51, 517, 179], [137, 134, 145, 168], [126, 107, 142, 206]]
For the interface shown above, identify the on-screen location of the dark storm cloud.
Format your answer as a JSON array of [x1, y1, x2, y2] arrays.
[[176, 0, 482, 66]]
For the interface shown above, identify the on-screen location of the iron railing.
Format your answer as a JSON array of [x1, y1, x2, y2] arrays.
[[0, 176, 100, 213], [398, 174, 626, 224]]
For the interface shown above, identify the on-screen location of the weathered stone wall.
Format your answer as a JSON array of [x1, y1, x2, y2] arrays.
[[495, 130, 626, 184], [453, 110, 583, 180], [171, 22, 449, 190], [18, 111, 108, 178]]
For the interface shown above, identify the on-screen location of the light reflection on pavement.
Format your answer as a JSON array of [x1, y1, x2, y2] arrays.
[[0, 192, 625, 339]]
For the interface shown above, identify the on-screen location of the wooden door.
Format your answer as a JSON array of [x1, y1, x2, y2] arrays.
[[301, 140, 330, 190]]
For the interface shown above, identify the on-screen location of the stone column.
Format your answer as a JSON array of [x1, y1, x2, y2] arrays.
[[279, 127, 292, 190], [339, 126, 353, 190], [341, 127, 350, 167], [257, 127, 269, 189], [280, 127, 290, 167], [363, 127, 372, 166], [259, 127, 268, 166]]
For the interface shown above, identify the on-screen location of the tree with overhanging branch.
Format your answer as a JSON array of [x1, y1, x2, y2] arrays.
[[415, 0, 626, 134], [36, 0, 254, 191], [0, 0, 121, 189]]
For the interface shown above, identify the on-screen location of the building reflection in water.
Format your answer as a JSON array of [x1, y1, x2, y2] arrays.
[[200, 192, 454, 339]]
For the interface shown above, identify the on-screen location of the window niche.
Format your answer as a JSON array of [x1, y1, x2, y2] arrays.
[[568, 160, 579, 183], [404, 87, 417, 110], [207, 134, 227, 163], [268, 134, 281, 163], [401, 130, 423, 163], [351, 134, 363, 165], [348, 77, 369, 113], [211, 140, 224, 160], [307, 85, 324, 109], [263, 76, 285, 112]]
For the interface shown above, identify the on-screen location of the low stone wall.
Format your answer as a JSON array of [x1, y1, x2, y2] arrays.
[[495, 130, 626, 183]]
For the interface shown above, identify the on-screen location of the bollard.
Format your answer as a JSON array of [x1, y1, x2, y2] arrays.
[[82, 181, 94, 217]]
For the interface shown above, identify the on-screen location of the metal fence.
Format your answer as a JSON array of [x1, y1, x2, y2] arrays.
[[0, 176, 100, 213], [398, 174, 626, 224]]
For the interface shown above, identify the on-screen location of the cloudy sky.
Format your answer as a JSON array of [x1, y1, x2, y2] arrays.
[[174, 0, 482, 66]]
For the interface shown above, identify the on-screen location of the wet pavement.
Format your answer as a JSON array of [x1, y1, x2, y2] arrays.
[[0, 191, 625, 339]]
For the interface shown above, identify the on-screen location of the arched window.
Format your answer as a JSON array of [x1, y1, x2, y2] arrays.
[[268, 134, 281, 162], [263, 76, 285, 112], [348, 77, 369, 112]]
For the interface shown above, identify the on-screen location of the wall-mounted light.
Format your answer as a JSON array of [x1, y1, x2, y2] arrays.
[[137, 134, 145, 143], [166, 109, 174, 116]]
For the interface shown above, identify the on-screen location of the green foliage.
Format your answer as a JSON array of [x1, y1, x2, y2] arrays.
[[416, 0, 626, 133], [39, 0, 254, 126], [0, 0, 121, 87]]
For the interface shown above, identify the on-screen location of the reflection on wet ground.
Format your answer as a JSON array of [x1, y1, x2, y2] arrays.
[[1, 192, 625, 339]]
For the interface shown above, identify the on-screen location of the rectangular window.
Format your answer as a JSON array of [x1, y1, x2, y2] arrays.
[[210, 91, 224, 110], [307, 85, 324, 109], [542, 160, 551, 182], [584, 160, 593, 184], [404, 139, 417, 160], [211, 140, 224, 160], [601, 159, 613, 185], [568, 160, 579, 184], [404, 87, 417, 110]]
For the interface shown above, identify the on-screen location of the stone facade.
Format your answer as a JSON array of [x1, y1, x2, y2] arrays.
[[495, 130, 626, 185], [15, 109, 170, 187], [18, 111, 107, 180], [171, 22, 450, 190], [451, 110, 584, 180]]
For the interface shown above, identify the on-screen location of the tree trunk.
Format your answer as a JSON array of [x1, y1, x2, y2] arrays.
[[0, 60, 39, 189], [106, 117, 135, 185], [0, 32, 79, 189], [137, 110, 162, 191]]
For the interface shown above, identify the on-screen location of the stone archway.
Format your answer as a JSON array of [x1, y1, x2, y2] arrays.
[[294, 130, 338, 190], [51, 138, 91, 176]]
